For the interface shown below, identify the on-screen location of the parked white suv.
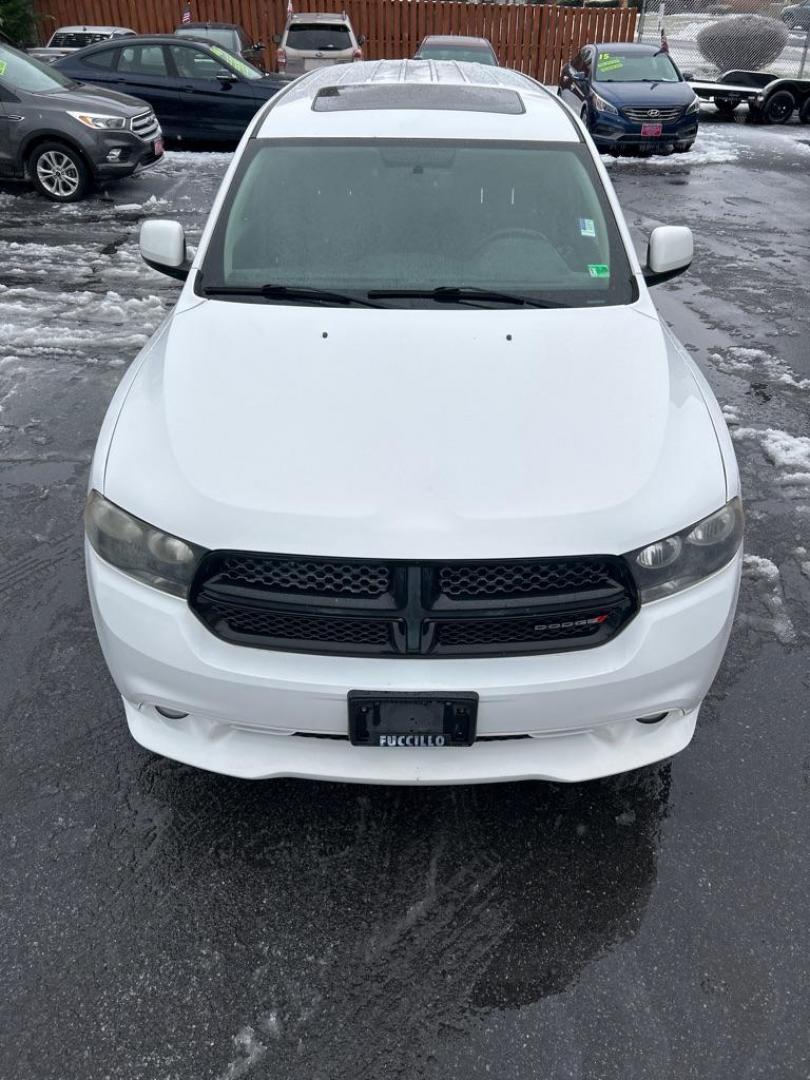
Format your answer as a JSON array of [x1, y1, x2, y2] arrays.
[[86, 62, 742, 784]]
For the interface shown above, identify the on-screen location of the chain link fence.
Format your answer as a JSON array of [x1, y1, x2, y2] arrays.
[[636, 0, 810, 78]]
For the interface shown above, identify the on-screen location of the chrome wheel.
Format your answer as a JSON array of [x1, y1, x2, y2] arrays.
[[36, 150, 80, 198]]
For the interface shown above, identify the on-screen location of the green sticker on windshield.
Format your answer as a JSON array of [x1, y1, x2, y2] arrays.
[[588, 264, 610, 279], [0, 61, 7, 77], [597, 53, 624, 73], [210, 45, 255, 78]]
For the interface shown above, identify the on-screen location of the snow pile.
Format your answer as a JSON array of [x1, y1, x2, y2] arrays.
[[741, 554, 796, 644], [732, 427, 810, 486], [710, 346, 810, 391]]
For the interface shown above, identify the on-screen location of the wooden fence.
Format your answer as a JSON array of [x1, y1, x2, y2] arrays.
[[33, 0, 637, 84]]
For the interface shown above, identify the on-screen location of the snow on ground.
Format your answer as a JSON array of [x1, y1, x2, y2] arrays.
[[741, 553, 796, 644], [710, 347, 810, 393], [732, 427, 810, 481]]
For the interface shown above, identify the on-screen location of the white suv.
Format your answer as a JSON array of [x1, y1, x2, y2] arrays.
[[86, 62, 742, 785]]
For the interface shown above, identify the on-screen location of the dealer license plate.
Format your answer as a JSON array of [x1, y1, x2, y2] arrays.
[[640, 123, 663, 137], [153, 137, 164, 156], [348, 692, 478, 747]]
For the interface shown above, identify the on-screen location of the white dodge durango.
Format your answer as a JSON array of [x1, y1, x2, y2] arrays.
[[85, 61, 742, 784]]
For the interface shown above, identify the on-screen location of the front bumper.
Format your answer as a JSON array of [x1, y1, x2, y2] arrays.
[[590, 112, 699, 153], [85, 129, 164, 180], [87, 545, 741, 784]]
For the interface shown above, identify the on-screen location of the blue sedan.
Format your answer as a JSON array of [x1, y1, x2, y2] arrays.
[[558, 43, 700, 157], [55, 35, 288, 146]]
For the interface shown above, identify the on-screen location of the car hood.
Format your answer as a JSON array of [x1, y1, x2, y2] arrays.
[[102, 300, 727, 560], [252, 74, 295, 97], [31, 81, 150, 114], [593, 79, 695, 108]]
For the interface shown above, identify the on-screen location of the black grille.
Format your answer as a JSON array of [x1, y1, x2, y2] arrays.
[[623, 106, 683, 123], [190, 552, 638, 658], [438, 560, 617, 600], [202, 602, 401, 655], [217, 554, 391, 599], [435, 612, 609, 648]]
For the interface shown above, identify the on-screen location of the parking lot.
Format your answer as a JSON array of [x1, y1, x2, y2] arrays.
[[1, 113, 809, 1079]]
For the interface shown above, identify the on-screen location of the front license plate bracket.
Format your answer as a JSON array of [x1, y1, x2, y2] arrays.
[[348, 692, 478, 747]]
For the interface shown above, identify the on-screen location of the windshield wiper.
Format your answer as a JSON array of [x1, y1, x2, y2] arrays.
[[366, 286, 568, 309], [203, 284, 385, 308]]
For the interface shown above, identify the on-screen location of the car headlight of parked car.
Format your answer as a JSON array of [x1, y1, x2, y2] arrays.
[[685, 96, 700, 115], [625, 497, 743, 603], [67, 111, 128, 131], [592, 92, 619, 116], [85, 490, 207, 598]]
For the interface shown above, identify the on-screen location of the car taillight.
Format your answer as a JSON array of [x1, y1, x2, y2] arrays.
[[352, 47, 363, 61], [276, 47, 287, 68]]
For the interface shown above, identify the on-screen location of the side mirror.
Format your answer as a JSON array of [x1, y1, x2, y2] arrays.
[[681, 70, 695, 81], [272, 33, 282, 44], [140, 220, 189, 281], [358, 34, 367, 45], [644, 225, 693, 286]]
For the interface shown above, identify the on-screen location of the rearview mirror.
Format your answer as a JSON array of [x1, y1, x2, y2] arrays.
[[140, 220, 190, 281], [643, 225, 693, 286]]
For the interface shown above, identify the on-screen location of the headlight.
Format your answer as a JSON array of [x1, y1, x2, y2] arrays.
[[67, 111, 127, 130], [85, 490, 207, 598], [592, 92, 619, 117], [625, 497, 743, 603], [685, 96, 700, 115]]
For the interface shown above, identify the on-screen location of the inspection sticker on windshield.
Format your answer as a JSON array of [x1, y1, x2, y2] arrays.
[[0, 61, 7, 76], [579, 218, 596, 238], [588, 264, 610, 279]]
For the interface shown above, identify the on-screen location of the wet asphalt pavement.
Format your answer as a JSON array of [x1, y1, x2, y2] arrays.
[[1, 116, 809, 1080]]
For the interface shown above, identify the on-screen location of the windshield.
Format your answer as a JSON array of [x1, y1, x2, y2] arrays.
[[285, 24, 352, 50], [0, 44, 75, 91], [175, 27, 236, 49], [417, 46, 497, 65], [595, 50, 681, 83], [201, 139, 635, 308], [49, 31, 112, 48]]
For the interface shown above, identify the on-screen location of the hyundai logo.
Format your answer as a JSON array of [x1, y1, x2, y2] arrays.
[[647, 109, 661, 117]]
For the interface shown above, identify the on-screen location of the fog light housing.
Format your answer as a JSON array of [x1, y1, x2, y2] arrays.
[[106, 148, 123, 162], [155, 706, 189, 719], [636, 711, 669, 725]]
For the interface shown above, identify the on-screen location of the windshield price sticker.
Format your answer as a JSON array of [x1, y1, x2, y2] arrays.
[[210, 45, 254, 78], [588, 264, 610, 279], [597, 54, 624, 73], [0, 61, 7, 76]]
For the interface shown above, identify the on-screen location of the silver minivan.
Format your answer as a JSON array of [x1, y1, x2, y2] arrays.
[[273, 12, 364, 76]]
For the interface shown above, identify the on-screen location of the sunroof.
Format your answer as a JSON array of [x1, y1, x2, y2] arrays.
[[312, 84, 525, 115]]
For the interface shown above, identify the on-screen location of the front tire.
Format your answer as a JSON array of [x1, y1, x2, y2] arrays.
[[29, 141, 90, 202], [799, 95, 810, 124]]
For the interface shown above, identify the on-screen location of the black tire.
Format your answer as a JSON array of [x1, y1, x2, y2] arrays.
[[674, 140, 694, 153], [29, 140, 91, 202], [761, 90, 796, 125], [715, 96, 738, 118], [580, 103, 590, 130], [800, 96, 810, 124]]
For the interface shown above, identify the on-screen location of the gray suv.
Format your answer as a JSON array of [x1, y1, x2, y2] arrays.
[[273, 13, 364, 76], [0, 42, 163, 201]]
